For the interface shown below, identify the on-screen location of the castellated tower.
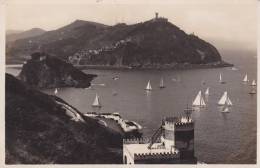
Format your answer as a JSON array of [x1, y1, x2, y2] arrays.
[[123, 113, 196, 164]]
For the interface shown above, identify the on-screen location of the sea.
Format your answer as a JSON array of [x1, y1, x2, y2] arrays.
[[6, 52, 257, 164]]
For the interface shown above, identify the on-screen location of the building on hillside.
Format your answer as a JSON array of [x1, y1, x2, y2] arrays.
[[153, 12, 168, 22]]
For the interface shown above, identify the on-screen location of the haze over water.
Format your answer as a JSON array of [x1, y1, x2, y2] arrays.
[[6, 52, 257, 164]]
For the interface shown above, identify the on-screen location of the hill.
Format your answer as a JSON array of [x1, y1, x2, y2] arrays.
[[6, 28, 46, 42], [5, 73, 122, 164], [7, 16, 227, 68], [18, 52, 97, 88]]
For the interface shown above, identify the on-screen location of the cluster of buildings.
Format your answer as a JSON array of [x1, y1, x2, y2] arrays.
[[68, 37, 132, 65]]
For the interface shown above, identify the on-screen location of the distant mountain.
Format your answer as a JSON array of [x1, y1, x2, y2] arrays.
[[6, 29, 23, 35], [7, 17, 225, 67], [6, 73, 122, 164], [6, 28, 46, 42]]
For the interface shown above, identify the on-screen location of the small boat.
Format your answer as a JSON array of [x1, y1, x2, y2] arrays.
[[192, 90, 206, 107], [54, 88, 58, 95], [231, 67, 238, 71], [221, 106, 230, 113], [92, 93, 102, 108], [201, 80, 206, 85], [242, 74, 249, 82], [159, 78, 165, 88], [218, 91, 232, 106], [205, 87, 210, 96], [145, 80, 152, 91], [251, 80, 257, 86], [113, 76, 119, 80], [249, 85, 256, 94], [112, 91, 118, 96], [219, 73, 226, 84]]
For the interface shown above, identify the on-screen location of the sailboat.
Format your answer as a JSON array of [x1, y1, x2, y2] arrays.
[[145, 80, 152, 91], [159, 78, 165, 88], [219, 73, 226, 84], [242, 74, 249, 82], [192, 91, 206, 107], [205, 87, 210, 96], [251, 80, 257, 86], [54, 88, 58, 95], [249, 85, 256, 94], [218, 91, 232, 106], [221, 105, 230, 113], [92, 93, 102, 108]]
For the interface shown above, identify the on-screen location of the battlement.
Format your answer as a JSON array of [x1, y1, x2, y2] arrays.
[[163, 116, 193, 129], [134, 151, 179, 160], [123, 137, 160, 144]]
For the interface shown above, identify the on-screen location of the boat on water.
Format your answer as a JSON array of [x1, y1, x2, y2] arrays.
[[219, 73, 226, 84], [112, 90, 118, 96], [54, 88, 58, 95], [192, 91, 206, 107], [205, 87, 210, 96], [113, 76, 119, 80], [242, 74, 249, 82], [249, 85, 257, 94], [251, 80, 257, 86], [231, 67, 238, 71], [221, 104, 230, 113], [159, 78, 165, 88], [92, 93, 102, 108], [218, 91, 232, 106], [145, 80, 152, 91]]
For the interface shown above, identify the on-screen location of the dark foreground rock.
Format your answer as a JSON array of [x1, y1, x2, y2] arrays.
[[18, 52, 97, 89], [5, 73, 122, 164]]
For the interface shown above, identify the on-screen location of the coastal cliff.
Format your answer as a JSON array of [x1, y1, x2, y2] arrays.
[[18, 52, 97, 89], [5, 73, 122, 164]]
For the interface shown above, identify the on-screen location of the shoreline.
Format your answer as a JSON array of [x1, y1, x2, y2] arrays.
[[76, 62, 233, 71], [6, 61, 233, 71]]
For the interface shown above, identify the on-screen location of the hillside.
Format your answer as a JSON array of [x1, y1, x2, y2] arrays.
[[7, 16, 226, 68], [5, 73, 122, 164], [18, 52, 97, 88], [6, 28, 46, 42]]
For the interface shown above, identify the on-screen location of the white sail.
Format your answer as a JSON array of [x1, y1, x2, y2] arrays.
[[145, 80, 152, 90], [205, 87, 209, 95], [218, 91, 232, 106], [54, 88, 58, 95], [251, 80, 257, 86], [218, 91, 227, 105], [92, 94, 102, 107], [226, 97, 233, 106], [192, 91, 206, 107], [159, 78, 165, 88], [243, 74, 248, 82], [219, 73, 222, 82]]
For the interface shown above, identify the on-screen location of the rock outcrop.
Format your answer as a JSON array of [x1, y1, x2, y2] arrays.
[[18, 52, 97, 88]]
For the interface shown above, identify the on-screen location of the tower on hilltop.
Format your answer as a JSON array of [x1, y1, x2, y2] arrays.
[[155, 12, 159, 19]]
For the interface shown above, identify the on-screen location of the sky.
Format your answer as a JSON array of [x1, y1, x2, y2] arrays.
[[5, 0, 258, 51]]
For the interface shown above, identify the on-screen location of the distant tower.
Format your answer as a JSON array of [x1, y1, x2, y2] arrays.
[[155, 12, 159, 19]]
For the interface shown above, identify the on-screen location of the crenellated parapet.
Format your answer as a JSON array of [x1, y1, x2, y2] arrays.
[[134, 151, 179, 160], [123, 137, 160, 144]]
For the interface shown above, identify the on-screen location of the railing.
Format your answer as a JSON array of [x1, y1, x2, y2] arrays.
[[148, 125, 163, 149]]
